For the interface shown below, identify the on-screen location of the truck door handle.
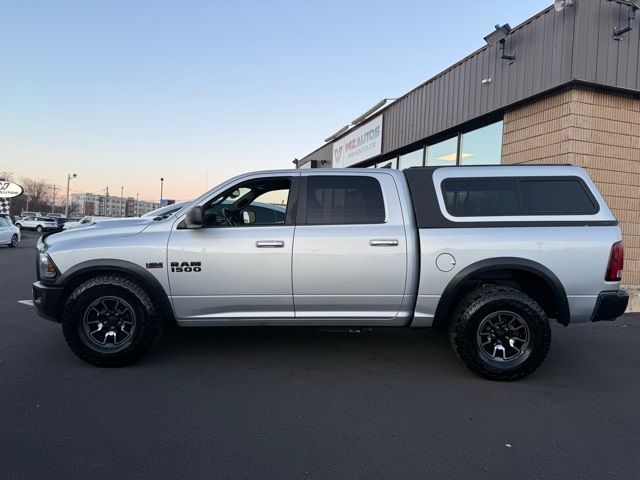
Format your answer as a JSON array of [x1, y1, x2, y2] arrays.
[[369, 239, 399, 247], [256, 240, 285, 248]]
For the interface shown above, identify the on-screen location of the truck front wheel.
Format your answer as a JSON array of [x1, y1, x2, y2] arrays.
[[61, 275, 163, 367], [448, 285, 551, 381]]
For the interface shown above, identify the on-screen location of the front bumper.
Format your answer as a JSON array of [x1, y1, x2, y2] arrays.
[[32, 281, 64, 323], [591, 290, 629, 322]]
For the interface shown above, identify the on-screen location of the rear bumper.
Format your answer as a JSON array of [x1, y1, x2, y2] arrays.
[[591, 290, 629, 322], [32, 281, 64, 323]]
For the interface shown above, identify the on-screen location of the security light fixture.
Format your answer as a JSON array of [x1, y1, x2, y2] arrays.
[[613, 0, 640, 40], [553, 0, 574, 12], [484, 23, 512, 46], [484, 23, 516, 64], [499, 40, 517, 64], [351, 98, 397, 126], [324, 125, 349, 143]]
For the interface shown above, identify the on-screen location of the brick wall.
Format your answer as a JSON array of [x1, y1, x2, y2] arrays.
[[502, 85, 640, 288]]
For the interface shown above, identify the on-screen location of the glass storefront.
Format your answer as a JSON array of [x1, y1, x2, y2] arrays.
[[426, 137, 459, 166], [398, 149, 424, 169], [359, 120, 503, 169], [376, 158, 398, 169], [459, 121, 503, 165]]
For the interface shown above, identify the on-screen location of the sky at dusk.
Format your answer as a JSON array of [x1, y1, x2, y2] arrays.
[[1, 0, 551, 202]]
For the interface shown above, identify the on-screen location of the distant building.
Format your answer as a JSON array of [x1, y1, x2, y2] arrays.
[[71, 193, 160, 217]]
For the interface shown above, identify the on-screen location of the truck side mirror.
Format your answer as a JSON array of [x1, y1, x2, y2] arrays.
[[184, 206, 203, 229], [242, 211, 256, 224]]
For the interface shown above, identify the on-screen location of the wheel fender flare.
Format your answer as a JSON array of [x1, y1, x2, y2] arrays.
[[55, 259, 176, 324], [434, 257, 570, 326]]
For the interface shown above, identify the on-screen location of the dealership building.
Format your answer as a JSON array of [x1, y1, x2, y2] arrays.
[[296, 0, 640, 302]]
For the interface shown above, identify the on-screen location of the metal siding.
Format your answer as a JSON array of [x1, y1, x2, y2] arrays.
[[541, 12, 553, 90], [596, 2, 615, 85], [573, 0, 640, 90], [300, 0, 639, 166], [456, 65, 464, 128], [301, 143, 332, 167], [417, 86, 425, 142], [631, 13, 640, 88]]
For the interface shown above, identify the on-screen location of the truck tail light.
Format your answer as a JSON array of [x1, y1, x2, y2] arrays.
[[605, 241, 624, 282]]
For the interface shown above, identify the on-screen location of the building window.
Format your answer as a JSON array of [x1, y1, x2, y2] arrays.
[[376, 158, 398, 169], [426, 137, 458, 166], [349, 119, 503, 169], [459, 121, 503, 165], [398, 149, 424, 169]]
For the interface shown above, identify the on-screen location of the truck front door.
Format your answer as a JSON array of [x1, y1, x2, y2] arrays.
[[167, 174, 298, 324], [292, 172, 408, 323]]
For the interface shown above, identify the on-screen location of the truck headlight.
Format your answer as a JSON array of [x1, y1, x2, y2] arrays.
[[39, 252, 59, 279]]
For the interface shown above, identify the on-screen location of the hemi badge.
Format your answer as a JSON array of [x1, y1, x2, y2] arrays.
[[146, 262, 163, 269]]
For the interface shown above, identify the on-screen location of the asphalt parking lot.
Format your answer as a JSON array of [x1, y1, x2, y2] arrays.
[[2, 231, 639, 479]]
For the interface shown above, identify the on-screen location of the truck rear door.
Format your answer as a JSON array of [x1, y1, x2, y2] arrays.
[[292, 172, 408, 323]]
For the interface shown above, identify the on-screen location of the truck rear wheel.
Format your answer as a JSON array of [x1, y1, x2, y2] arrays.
[[61, 275, 163, 367], [448, 285, 551, 381]]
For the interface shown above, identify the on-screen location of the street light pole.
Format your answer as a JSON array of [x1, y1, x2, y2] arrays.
[[65, 173, 77, 216], [51, 185, 57, 213], [120, 186, 124, 217], [136, 193, 139, 216], [160, 178, 164, 205]]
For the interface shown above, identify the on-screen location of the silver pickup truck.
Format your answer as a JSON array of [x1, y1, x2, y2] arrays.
[[33, 166, 628, 380]]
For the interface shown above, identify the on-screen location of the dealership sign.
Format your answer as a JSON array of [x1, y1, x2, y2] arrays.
[[332, 116, 383, 168], [0, 182, 24, 199]]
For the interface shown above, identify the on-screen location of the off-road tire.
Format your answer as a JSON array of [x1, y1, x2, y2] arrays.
[[8, 234, 18, 247], [62, 275, 163, 367], [448, 285, 551, 381]]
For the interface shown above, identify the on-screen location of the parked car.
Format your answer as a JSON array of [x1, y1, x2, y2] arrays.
[[141, 202, 189, 220], [63, 215, 110, 230], [0, 213, 16, 224], [44, 214, 67, 229], [20, 211, 42, 219], [32, 166, 628, 380], [15, 216, 58, 233], [0, 216, 20, 247]]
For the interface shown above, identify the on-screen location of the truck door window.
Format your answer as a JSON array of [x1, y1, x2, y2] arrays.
[[202, 177, 291, 227], [306, 176, 385, 225]]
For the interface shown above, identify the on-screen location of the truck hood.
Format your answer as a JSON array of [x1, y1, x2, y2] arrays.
[[44, 218, 154, 247]]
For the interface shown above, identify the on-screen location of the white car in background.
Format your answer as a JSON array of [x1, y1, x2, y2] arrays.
[[20, 211, 42, 219], [141, 202, 189, 220], [63, 216, 110, 230], [0, 216, 20, 247], [15, 216, 58, 233]]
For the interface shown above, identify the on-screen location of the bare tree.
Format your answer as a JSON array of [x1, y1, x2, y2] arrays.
[[67, 201, 80, 216], [25, 180, 51, 204]]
